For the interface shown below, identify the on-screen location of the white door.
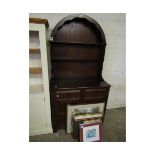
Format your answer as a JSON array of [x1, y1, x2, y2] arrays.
[[29, 92, 47, 134]]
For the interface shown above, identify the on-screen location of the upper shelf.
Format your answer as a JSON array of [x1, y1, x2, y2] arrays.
[[50, 41, 106, 47], [29, 67, 42, 74], [29, 48, 40, 54]]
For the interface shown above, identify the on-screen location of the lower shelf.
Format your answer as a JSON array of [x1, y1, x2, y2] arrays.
[[29, 48, 40, 54], [29, 67, 42, 74], [29, 84, 44, 93]]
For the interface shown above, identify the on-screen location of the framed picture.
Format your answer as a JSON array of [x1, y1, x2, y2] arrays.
[[79, 121, 103, 142], [67, 103, 105, 133]]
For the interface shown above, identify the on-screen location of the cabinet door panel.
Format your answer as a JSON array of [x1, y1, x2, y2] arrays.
[[57, 110, 67, 129], [29, 93, 46, 131]]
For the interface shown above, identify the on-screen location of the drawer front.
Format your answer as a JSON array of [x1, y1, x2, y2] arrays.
[[84, 97, 107, 103], [84, 88, 108, 102], [84, 88, 108, 97], [56, 89, 81, 101]]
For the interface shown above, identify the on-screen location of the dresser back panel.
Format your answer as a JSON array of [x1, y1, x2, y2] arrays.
[[54, 19, 102, 43], [52, 62, 99, 79], [51, 46, 102, 61]]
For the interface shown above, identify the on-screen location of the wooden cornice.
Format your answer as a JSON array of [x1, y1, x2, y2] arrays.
[[29, 17, 49, 27]]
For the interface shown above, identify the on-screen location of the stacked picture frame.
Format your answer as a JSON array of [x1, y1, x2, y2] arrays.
[[80, 121, 103, 142], [67, 103, 104, 142]]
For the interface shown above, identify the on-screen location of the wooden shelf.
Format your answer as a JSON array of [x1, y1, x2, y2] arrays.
[[51, 59, 99, 62], [29, 67, 42, 74], [29, 84, 44, 93], [29, 48, 40, 54], [50, 41, 106, 47]]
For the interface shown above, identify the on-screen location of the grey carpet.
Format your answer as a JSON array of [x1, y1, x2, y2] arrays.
[[29, 107, 126, 142]]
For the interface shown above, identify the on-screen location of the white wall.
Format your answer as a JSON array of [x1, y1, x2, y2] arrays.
[[29, 13, 126, 109]]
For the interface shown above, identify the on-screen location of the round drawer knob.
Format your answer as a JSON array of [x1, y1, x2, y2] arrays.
[[56, 94, 59, 98]]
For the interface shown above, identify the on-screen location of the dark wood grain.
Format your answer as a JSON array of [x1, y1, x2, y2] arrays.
[[50, 41, 106, 46], [51, 46, 102, 61], [52, 62, 99, 79]]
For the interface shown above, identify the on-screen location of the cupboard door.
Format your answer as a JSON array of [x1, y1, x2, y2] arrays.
[[29, 93, 47, 133]]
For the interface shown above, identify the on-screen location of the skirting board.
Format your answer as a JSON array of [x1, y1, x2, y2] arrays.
[[30, 128, 53, 136], [106, 102, 126, 109]]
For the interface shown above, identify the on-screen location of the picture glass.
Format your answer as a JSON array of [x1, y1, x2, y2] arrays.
[[83, 125, 100, 142], [86, 129, 96, 138]]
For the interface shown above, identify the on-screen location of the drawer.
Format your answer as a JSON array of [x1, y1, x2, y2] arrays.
[[56, 89, 81, 101], [84, 96, 107, 103], [84, 88, 108, 97]]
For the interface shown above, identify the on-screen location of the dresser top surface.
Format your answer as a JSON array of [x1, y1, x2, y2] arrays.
[[51, 79, 111, 89]]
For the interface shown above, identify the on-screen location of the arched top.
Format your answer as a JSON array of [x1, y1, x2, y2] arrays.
[[51, 14, 106, 44]]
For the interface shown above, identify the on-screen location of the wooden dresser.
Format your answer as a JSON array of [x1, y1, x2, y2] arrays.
[[49, 14, 111, 132]]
